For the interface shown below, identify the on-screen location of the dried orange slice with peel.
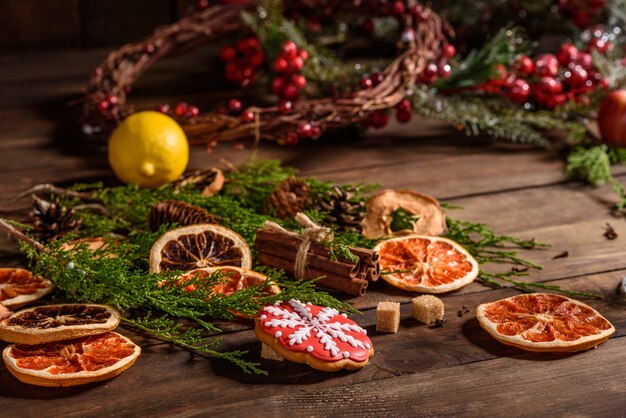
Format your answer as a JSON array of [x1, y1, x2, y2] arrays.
[[0, 304, 120, 345], [375, 235, 478, 293], [477, 293, 615, 352], [149, 224, 251, 273], [3, 331, 140, 387], [0, 268, 54, 309], [176, 267, 280, 296]]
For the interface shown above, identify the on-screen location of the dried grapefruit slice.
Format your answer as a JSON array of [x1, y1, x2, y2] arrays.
[[149, 224, 251, 273], [175, 267, 280, 297], [0, 268, 53, 309], [3, 331, 140, 387], [0, 304, 120, 345], [476, 293, 615, 352], [375, 235, 478, 293]]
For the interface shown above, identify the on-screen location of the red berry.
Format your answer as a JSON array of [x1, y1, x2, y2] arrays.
[[370, 110, 389, 128], [391, 1, 405, 15], [228, 98, 242, 113], [409, 5, 429, 22], [278, 100, 293, 114], [442, 44, 456, 59], [571, 10, 589, 28], [240, 111, 255, 123], [250, 51, 265, 68], [397, 99, 411, 112], [106, 95, 118, 105], [587, 38, 611, 53], [297, 122, 313, 138], [225, 62, 241, 81], [556, 43, 578, 66], [220, 46, 237, 62], [290, 57, 304, 71], [274, 57, 289, 73], [371, 72, 385, 86], [576, 52, 593, 70], [538, 77, 563, 94], [281, 41, 298, 59], [564, 65, 588, 87], [97, 100, 109, 112], [174, 102, 188, 117], [396, 109, 412, 123], [272, 77, 287, 95], [423, 62, 438, 78], [506, 78, 530, 103], [196, 0, 209, 10], [282, 84, 299, 100], [310, 126, 322, 140], [187, 105, 200, 118], [298, 50, 309, 61], [237, 37, 259, 54], [438, 63, 452, 78], [156, 104, 170, 114], [242, 66, 255, 79], [535, 54, 559, 77], [292, 74, 307, 89], [360, 77, 373, 89], [514, 55, 535, 76], [285, 132, 299, 146], [144, 43, 156, 55], [492, 64, 508, 80]]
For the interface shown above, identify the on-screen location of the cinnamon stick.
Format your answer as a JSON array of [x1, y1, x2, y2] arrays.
[[257, 251, 368, 296]]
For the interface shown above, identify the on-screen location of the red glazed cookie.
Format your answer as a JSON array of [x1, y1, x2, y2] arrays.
[[254, 299, 374, 372]]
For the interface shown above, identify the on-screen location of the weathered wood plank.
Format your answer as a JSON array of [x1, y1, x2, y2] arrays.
[[210, 335, 626, 417]]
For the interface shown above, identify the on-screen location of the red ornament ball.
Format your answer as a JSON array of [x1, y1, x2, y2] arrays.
[[514, 55, 535, 76], [598, 90, 626, 147], [556, 43, 578, 66]]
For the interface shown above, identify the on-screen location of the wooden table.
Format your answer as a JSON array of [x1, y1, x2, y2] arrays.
[[1, 49, 625, 417]]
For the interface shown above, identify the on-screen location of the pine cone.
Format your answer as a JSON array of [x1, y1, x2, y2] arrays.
[[30, 195, 81, 242], [265, 177, 311, 219], [149, 200, 216, 232], [316, 186, 365, 232]]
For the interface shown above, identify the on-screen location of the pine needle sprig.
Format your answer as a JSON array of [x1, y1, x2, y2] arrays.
[[121, 316, 266, 375]]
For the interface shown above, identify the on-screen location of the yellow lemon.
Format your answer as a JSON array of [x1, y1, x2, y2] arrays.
[[108, 111, 189, 187]]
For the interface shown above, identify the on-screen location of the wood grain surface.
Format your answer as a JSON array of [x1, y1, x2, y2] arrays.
[[0, 49, 625, 417]]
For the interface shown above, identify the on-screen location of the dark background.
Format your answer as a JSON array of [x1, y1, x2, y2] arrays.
[[0, 0, 199, 54]]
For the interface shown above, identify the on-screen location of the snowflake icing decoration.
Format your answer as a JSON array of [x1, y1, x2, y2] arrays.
[[258, 299, 372, 362]]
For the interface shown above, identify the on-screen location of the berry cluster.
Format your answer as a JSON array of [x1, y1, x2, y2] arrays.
[[220, 37, 265, 87], [156, 102, 200, 120], [418, 43, 456, 84], [271, 41, 309, 101], [282, 121, 323, 146], [95, 95, 120, 118], [479, 42, 609, 109]]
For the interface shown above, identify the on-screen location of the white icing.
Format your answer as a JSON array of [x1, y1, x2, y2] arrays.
[[260, 315, 267, 320], [365, 343, 371, 349], [343, 351, 350, 359], [307, 346, 314, 352], [275, 331, 282, 337]]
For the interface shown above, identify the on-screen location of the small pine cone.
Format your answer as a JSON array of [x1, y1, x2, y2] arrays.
[[149, 200, 215, 232], [316, 186, 365, 232], [265, 177, 311, 219], [30, 195, 81, 242]]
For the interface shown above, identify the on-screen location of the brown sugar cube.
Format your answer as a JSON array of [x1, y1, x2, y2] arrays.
[[376, 301, 400, 333], [411, 295, 445, 325], [261, 343, 283, 361]]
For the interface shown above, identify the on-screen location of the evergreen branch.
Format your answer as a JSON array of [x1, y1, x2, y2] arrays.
[[411, 88, 554, 146], [121, 317, 266, 375], [436, 28, 524, 90]]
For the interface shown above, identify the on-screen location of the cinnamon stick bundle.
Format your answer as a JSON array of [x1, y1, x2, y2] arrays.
[[255, 223, 379, 297]]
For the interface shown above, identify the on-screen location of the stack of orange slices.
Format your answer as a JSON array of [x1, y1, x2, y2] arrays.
[[1, 304, 140, 387]]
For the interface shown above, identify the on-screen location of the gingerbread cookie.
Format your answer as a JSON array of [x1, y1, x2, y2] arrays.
[[254, 299, 374, 372]]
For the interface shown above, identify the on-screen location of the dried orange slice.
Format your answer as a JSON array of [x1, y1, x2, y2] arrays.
[[0, 268, 53, 309], [3, 331, 140, 387], [177, 267, 280, 296], [476, 293, 615, 352], [375, 235, 478, 293], [0, 304, 120, 345], [149, 224, 251, 273]]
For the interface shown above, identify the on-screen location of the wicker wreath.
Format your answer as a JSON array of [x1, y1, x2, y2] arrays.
[[83, 0, 451, 146]]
